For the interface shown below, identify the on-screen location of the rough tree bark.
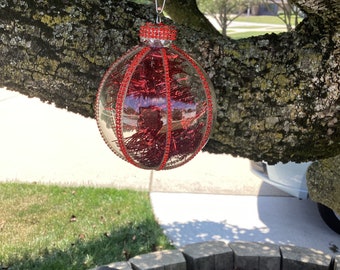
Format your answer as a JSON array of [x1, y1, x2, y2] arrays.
[[0, 0, 339, 165], [307, 155, 340, 214]]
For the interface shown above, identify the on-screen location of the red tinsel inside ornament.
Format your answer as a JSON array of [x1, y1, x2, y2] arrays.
[[96, 23, 216, 170]]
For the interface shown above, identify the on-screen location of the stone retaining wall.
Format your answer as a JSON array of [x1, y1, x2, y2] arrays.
[[92, 241, 339, 270]]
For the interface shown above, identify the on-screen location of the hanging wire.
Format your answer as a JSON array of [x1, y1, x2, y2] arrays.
[[155, 0, 166, 24]]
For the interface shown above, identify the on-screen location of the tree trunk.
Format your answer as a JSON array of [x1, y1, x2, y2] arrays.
[[0, 0, 339, 164], [251, 4, 260, 15], [164, 0, 220, 35], [307, 155, 340, 214]]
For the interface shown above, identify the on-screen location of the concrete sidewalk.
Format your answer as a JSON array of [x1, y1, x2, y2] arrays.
[[150, 192, 340, 255], [1, 88, 339, 255]]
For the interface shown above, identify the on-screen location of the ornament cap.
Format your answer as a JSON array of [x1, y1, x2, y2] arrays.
[[139, 23, 177, 41]]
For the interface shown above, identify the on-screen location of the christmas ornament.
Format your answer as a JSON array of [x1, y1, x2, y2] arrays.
[[95, 2, 216, 170]]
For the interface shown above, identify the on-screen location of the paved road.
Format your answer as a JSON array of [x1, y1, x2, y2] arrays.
[[0, 87, 284, 195], [1, 88, 339, 255]]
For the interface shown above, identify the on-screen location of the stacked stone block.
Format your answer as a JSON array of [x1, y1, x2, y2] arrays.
[[92, 241, 338, 270]]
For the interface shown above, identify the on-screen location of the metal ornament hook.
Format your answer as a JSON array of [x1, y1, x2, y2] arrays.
[[155, 0, 166, 24]]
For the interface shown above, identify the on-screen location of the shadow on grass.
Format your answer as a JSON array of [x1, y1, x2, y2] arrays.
[[5, 217, 172, 270]]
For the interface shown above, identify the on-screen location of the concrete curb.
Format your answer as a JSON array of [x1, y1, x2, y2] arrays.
[[91, 241, 337, 270]]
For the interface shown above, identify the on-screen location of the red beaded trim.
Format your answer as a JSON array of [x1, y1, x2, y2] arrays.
[[170, 44, 215, 166], [96, 46, 142, 161], [115, 46, 152, 168], [140, 23, 177, 41], [158, 47, 173, 170]]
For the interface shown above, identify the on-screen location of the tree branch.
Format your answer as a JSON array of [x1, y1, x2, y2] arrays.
[[0, 0, 339, 163], [164, 0, 220, 35]]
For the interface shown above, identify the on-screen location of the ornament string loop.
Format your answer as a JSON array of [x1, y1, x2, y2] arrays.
[[155, 0, 166, 23]]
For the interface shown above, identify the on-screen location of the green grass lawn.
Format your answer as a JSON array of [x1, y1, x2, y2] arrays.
[[0, 183, 173, 270], [234, 15, 303, 25], [226, 15, 303, 39], [227, 31, 281, 39]]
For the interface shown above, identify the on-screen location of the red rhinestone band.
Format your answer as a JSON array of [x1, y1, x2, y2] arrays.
[[140, 23, 177, 41]]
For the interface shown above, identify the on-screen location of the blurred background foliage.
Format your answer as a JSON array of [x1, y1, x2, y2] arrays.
[[130, 0, 303, 36]]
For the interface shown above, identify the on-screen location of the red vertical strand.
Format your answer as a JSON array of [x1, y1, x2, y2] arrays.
[[158, 48, 173, 170], [115, 46, 151, 167], [171, 45, 214, 159], [96, 46, 143, 160]]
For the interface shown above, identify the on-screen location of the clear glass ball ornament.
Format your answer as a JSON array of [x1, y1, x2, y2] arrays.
[[96, 23, 216, 170]]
